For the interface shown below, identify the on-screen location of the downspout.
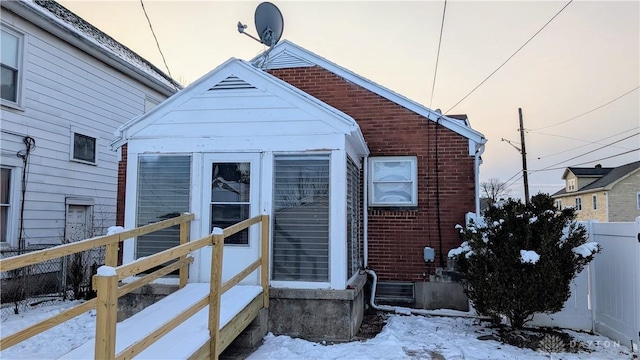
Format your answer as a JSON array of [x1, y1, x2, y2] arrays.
[[363, 156, 369, 268], [474, 142, 486, 216]]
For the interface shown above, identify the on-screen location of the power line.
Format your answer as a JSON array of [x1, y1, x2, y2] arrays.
[[531, 148, 640, 172], [529, 86, 640, 131], [534, 127, 639, 160], [444, 0, 573, 114], [139, 0, 178, 90], [429, 0, 447, 108], [536, 132, 639, 171]]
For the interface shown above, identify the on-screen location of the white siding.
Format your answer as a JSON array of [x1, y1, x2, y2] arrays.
[[0, 10, 168, 247]]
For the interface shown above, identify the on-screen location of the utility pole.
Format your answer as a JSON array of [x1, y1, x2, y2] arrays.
[[519, 108, 530, 204]]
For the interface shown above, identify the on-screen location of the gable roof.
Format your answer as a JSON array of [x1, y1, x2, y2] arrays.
[[553, 161, 640, 197], [111, 57, 368, 156], [251, 40, 486, 146], [2, 0, 180, 96]]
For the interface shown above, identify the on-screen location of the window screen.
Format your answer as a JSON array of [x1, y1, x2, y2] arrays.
[[272, 155, 330, 282], [136, 155, 191, 258]]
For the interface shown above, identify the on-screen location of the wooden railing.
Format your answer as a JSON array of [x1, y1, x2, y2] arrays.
[[0, 213, 270, 360]]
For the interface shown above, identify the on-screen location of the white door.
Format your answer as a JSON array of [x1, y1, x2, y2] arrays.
[[65, 205, 91, 242], [200, 153, 261, 284]]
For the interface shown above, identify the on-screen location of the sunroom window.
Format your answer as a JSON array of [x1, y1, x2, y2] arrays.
[[272, 155, 329, 282], [136, 155, 191, 259], [369, 156, 417, 207]]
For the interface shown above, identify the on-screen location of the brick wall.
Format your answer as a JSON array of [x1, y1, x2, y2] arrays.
[[270, 66, 476, 282]]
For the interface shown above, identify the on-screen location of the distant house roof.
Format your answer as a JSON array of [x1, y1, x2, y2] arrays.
[[553, 161, 640, 197], [252, 40, 486, 147], [563, 165, 613, 178], [3, 0, 181, 96]]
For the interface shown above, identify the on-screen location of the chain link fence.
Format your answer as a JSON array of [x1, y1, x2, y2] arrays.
[[1, 245, 105, 319]]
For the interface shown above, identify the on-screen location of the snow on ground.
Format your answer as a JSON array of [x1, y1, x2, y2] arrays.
[[1, 300, 634, 360]]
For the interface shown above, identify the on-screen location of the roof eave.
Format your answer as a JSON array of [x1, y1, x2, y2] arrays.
[[3, 1, 179, 97], [254, 41, 486, 144]]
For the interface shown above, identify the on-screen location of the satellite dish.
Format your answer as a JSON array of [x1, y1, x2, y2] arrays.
[[238, 2, 284, 47], [255, 2, 284, 47]]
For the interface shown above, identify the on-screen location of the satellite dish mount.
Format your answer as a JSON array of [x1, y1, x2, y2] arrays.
[[237, 2, 284, 48]]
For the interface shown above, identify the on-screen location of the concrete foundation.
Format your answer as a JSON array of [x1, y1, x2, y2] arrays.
[[268, 273, 367, 342], [414, 281, 468, 311]]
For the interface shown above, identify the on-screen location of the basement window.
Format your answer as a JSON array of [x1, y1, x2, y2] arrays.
[[368, 156, 417, 207]]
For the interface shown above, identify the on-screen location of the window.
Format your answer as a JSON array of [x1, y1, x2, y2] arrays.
[[1, 168, 12, 243], [272, 155, 330, 282], [555, 200, 562, 210], [1, 26, 22, 104], [568, 179, 576, 191], [592, 195, 597, 210], [369, 156, 417, 207], [210, 162, 250, 245], [136, 155, 191, 259], [71, 130, 98, 164], [637, 192, 640, 210], [346, 157, 361, 279], [575, 197, 582, 211]]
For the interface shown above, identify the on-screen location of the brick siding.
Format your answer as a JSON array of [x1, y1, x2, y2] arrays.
[[270, 66, 476, 282]]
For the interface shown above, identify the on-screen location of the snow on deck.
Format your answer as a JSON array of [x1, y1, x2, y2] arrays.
[[59, 284, 262, 359]]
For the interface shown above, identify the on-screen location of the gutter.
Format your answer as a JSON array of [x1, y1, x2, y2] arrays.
[[3, 1, 179, 97], [474, 141, 486, 215]]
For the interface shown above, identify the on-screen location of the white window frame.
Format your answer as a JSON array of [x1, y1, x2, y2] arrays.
[[568, 179, 576, 191], [368, 156, 418, 207], [592, 194, 597, 210], [0, 167, 16, 247], [1, 23, 25, 109], [575, 197, 582, 211], [637, 191, 640, 210], [69, 127, 99, 165], [555, 200, 562, 210]]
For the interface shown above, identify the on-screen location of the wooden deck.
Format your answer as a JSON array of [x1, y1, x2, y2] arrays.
[[0, 214, 270, 360], [60, 284, 263, 359]]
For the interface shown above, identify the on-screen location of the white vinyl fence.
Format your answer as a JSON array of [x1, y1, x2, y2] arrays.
[[530, 217, 640, 351]]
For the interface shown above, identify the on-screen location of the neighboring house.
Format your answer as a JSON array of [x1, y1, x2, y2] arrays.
[[0, 0, 179, 253], [113, 40, 485, 341], [552, 161, 640, 222]]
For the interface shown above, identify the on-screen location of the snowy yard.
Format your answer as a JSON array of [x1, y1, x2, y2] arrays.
[[1, 299, 635, 360]]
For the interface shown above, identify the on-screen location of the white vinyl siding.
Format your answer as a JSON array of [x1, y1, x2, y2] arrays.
[[369, 156, 417, 207], [0, 12, 168, 247], [1, 25, 22, 105], [272, 155, 330, 282], [136, 155, 191, 258]]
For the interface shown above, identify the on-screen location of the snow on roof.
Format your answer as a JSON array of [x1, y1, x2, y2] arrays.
[[18, 0, 181, 91]]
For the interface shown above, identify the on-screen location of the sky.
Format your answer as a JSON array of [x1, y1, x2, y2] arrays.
[[57, 0, 640, 200], [0, 298, 633, 359]]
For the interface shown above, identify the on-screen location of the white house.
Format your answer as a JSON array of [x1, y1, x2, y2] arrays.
[[0, 0, 179, 253]]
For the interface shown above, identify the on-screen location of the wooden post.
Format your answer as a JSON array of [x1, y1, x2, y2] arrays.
[[179, 218, 190, 289], [94, 268, 118, 360], [105, 242, 119, 268], [209, 230, 224, 360], [260, 215, 269, 308]]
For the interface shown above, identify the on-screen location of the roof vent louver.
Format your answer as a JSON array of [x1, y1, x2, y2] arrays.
[[209, 76, 256, 91]]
